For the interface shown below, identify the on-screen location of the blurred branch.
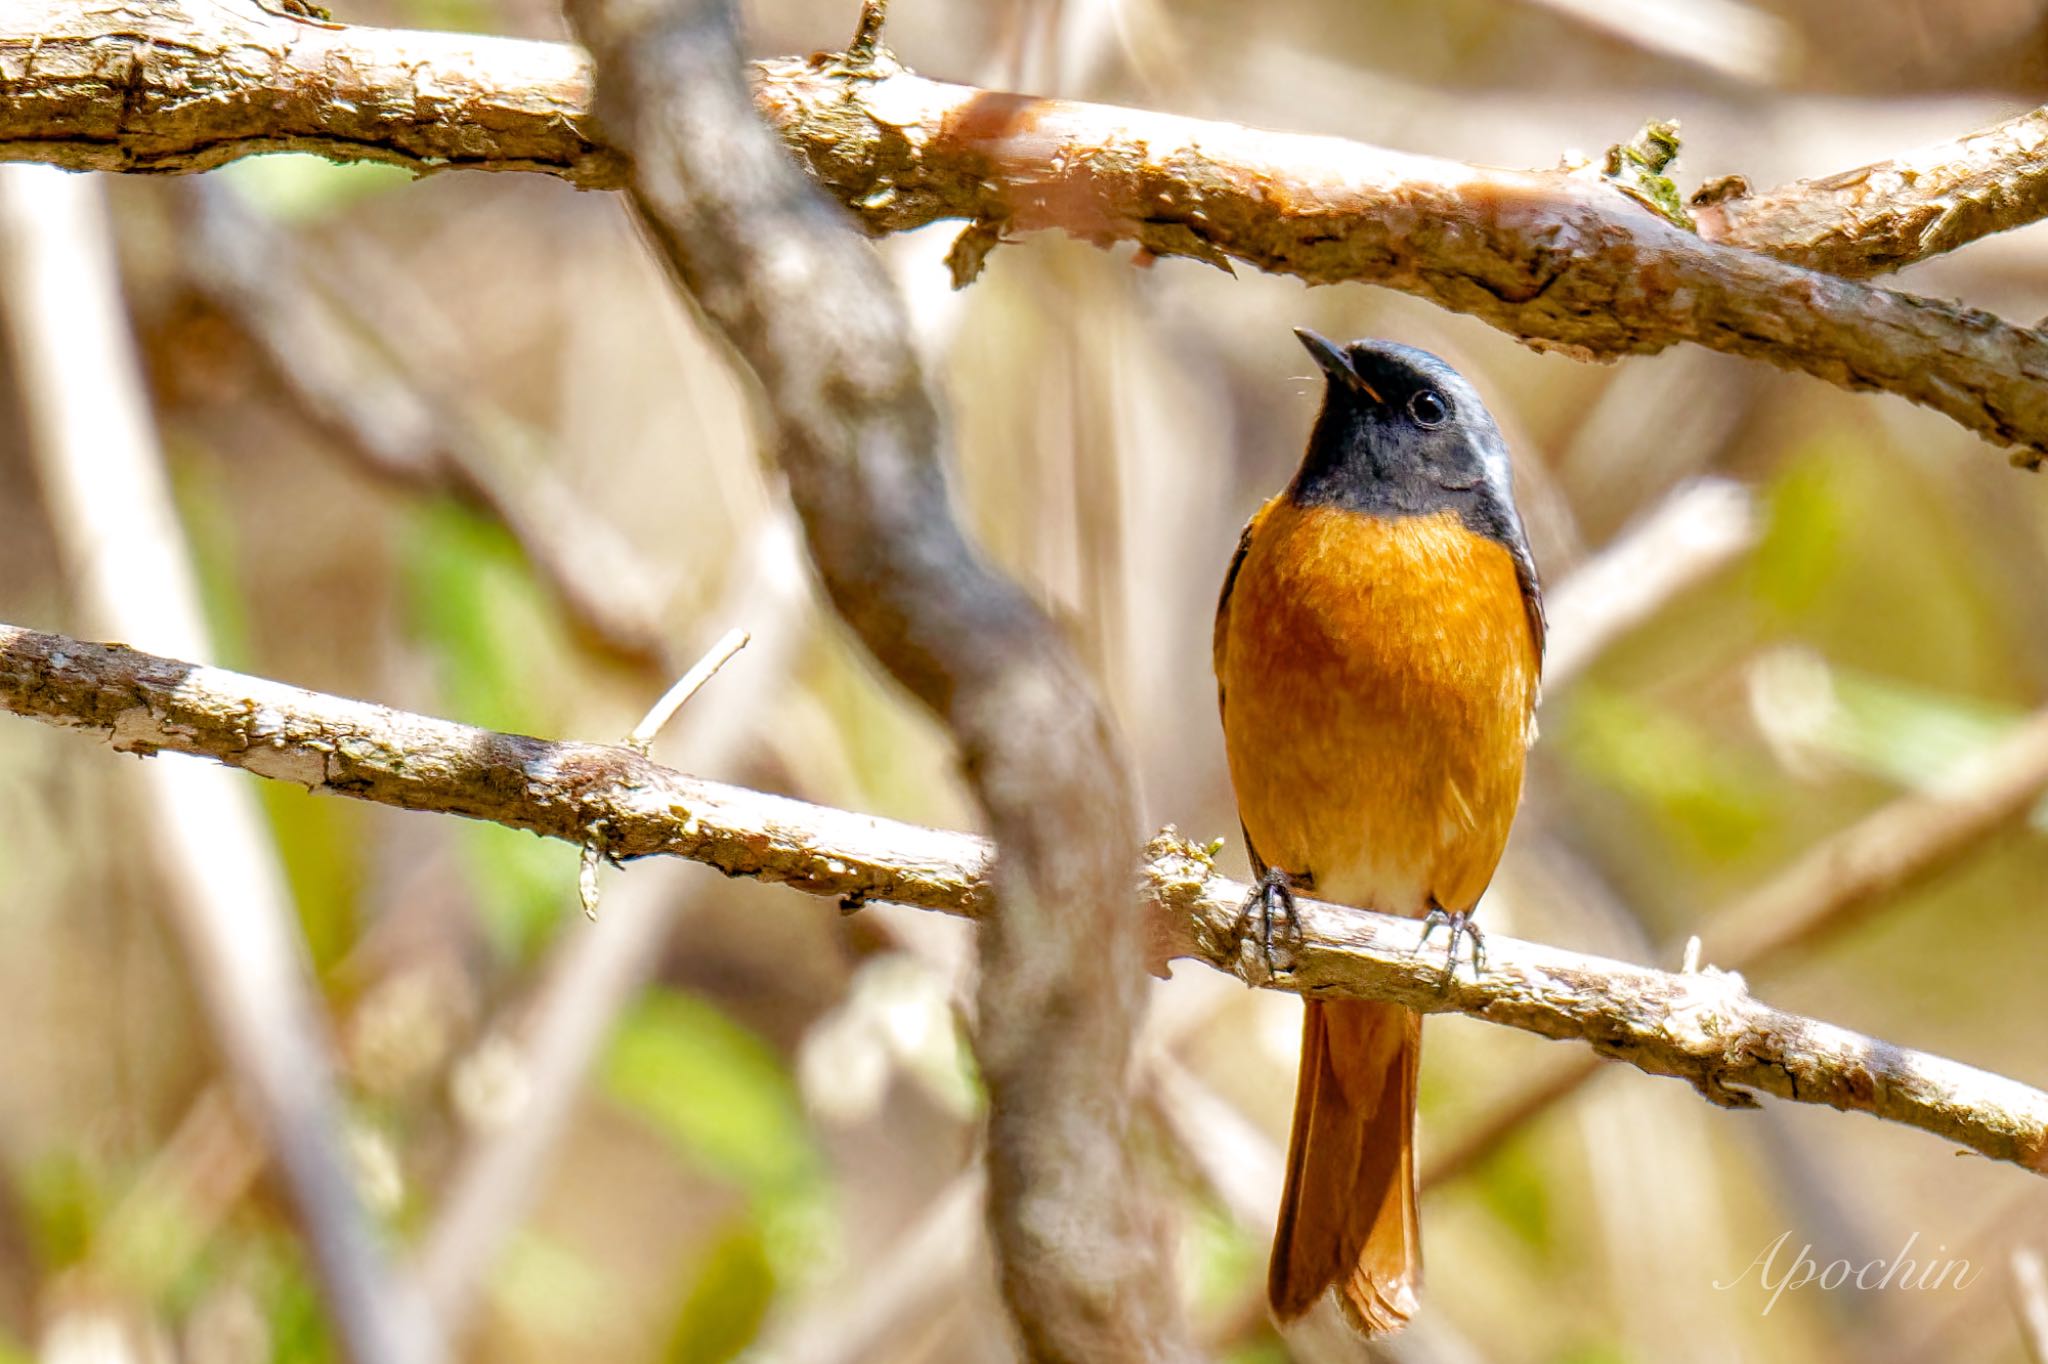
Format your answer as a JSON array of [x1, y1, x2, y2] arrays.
[[1508, 0, 1798, 86], [1540, 479, 1755, 688], [562, 0, 1188, 1359], [417, 518, 806, 1339], [1422, 701, 2048, 1187], [3, 621, 2047, 1180], [175, 181, 677, 674], [1696, 105, 2048, 279], [2014, 1246, 2048, 1364], [6, 1, 2048, 465], [0, 167, 439, 1364], [743, 1170, 989, 1364]]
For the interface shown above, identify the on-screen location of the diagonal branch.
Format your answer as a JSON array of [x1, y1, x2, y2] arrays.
[[1696, 104, 2048, 279], [2, 620, 2044, 1179], [6, 0, 2048, 464], [172, 181, 679, 675], [563, 0, 1187, 1358], [747, 58, 2048, 467]]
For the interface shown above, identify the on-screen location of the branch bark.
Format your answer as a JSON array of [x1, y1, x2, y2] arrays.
[[1696, 104, 2048, 279], [2, 620, 2045, 1180], [7, 0, 2048, 464]]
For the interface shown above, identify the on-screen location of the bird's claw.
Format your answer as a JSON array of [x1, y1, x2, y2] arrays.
[[1235, 868, 1301, 980], [1417, 904, 1484, 991]]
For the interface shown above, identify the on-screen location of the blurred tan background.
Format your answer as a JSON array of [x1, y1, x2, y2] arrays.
[[2, 0, 2048, 1361]]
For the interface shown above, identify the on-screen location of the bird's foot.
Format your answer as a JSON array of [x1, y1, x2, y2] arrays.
[[1234, 868, 1301, 981], [1416, 903, 1484, 992]]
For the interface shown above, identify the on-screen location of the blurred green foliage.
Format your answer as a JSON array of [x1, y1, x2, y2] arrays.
[[1556, 685, 1774, 860], [602, 992, 836, 1283], [660, 1219, 777, 1364], [403, 497, 586, 958]]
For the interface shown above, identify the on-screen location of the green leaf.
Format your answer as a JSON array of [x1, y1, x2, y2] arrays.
[[1220, 1341, 1292, 1364], [262, 1241, 341, 1364], [1752, 451, 1844, 621], [602, 992, 833, 1278], [1178, 1195, 1260, 1315], [1472, 1127, 1552, 1252], [491, 1230, 619, 1340], [399, 498, 554, 736], [661, 1218, 777, 1364], [1601, 119, 1692, 228], [258, 782, 364, 975], [16, 1147, 107, 1269], [458, 821, 577, 962]]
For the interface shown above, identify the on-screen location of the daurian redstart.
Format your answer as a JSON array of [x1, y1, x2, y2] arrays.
[[1214, 330, 1544, 1333]]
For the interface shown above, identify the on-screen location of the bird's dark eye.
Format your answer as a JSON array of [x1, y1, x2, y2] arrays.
[[1408, 389, 1451, 428]]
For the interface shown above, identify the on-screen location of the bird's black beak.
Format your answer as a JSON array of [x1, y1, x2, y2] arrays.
[[1294, 328, 1383, 404], [1295, 328, 1351, 383]]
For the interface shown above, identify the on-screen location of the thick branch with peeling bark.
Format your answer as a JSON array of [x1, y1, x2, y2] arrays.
[[2, 621, 2045, 1179], [5, 0, 2048, 464], [2, 0, 623, 184], [751, 60, 2048, 465], [1696, 104, 2048, 279]]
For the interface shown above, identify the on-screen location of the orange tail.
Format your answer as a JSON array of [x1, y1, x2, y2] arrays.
[[1268, 998, 1422, 1334]]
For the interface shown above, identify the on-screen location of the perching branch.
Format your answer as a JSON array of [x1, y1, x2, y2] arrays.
[[3, 620, 2045, 1179], [0, 0, 625, 185], [6, 0, 2048, 464]]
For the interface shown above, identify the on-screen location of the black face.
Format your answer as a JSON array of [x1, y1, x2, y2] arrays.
[[1289, 329, 1545, 646]]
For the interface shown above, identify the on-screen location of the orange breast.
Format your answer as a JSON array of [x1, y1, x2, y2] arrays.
[[1217, 499, 1540, 915]]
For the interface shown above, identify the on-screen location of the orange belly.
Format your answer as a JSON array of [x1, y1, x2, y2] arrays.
[[1218, 500, 1539, 915]]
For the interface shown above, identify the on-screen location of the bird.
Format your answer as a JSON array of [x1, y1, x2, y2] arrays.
[[1212, 329, 1544, 1334]]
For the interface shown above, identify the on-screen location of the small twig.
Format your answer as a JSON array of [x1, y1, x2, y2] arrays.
[[582, 626, 749, 918], [845, 0, 887, 64], [625, 627, 750, 753]]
